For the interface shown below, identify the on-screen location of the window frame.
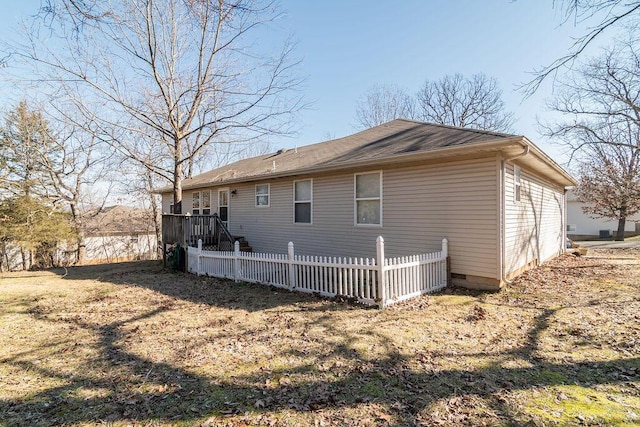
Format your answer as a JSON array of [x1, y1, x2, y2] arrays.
[[255, 183, 270, 207], [192, 190, 211, 215], [201, 190, 211, 215], [293, 179, 313, 225], [514, 166, 522, 203], [192, 191, 201, 215], [354, 171, 383, 227]]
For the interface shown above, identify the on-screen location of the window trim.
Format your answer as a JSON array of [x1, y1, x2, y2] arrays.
[[514, 166, 522, 203], [354, 171, 383, 227], [293, 179, 313, 225], [255, 183, 270, 207]]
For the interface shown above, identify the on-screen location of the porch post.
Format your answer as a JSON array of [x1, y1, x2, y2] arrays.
[[233, 240, 241, 282], [287, 242, 296, 291], [376, 236, 386, 309]]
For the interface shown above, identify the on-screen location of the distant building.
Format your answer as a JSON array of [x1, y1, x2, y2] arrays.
[[0, 205, 159, 271], [73, 205, 159, 264], [566, 190, 640, 239]]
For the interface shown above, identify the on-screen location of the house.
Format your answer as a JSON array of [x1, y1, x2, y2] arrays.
[[61, 205, 159, 265], [1, 206, 159, 271], [159, 119, 576, 290], [566, 190, 640, 239]]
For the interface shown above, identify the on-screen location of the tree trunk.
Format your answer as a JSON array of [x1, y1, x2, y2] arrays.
[[615, 217, 626, 241], [20, 247, 28, 271], [0, 241, 6, 272], [173, 137, 183, 214], [76, 229, 87, 264], [146, 169, 162, 259]]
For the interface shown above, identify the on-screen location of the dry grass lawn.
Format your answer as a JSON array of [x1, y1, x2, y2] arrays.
[[1, 249, 639, 426]]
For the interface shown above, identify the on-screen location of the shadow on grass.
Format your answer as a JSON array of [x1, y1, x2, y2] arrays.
[[52, 260, 341, 312], [1, 261, 638, 425]]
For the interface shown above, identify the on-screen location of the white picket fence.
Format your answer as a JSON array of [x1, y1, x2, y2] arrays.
[[187, 236, 448, 308]]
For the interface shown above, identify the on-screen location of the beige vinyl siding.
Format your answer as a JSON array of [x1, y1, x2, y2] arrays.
[[161, 193, 172, 214], [193, 156, 499, 280], [504, 163, 565, 276]]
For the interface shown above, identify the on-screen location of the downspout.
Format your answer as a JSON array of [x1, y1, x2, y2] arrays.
[[500, 144, 530, 285]]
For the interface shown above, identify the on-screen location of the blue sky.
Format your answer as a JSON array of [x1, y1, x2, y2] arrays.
[[272, 0, 615, 165], [0, 1, 619, 167]]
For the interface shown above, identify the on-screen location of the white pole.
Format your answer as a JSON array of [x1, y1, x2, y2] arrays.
[[197, 239, 203, 276], [376, 236, 386, 309], [234, 240, 240, 282], [442, 238, 448, 286], [288, 241, 295, 291]]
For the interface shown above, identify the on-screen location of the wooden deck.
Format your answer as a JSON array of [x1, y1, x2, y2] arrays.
[[162, 214, 233, 249]]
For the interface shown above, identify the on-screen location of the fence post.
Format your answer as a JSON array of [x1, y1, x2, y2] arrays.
[[234, 240, 241, 282], [376, 236, 386, 309], [288, 242, 296, 291], [442, 238, 449, 286], [197, 239, 203, 276]]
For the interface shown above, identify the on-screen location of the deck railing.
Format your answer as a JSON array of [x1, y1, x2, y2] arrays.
[[186, 236, 449, 308], [162, 214, 232, 249]]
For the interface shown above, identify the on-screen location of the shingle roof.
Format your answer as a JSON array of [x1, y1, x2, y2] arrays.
[[168, 119, 518, 192], [83, 205, 156, 236]]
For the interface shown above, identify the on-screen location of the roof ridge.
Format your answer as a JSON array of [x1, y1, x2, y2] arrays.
[[392, 118, 518, 138]]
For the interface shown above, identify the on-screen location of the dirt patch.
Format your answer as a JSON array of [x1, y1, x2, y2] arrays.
[[1, 250, 638, 426]]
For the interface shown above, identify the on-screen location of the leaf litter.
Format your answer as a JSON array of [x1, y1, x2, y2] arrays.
[[0, 249, 638, 426]]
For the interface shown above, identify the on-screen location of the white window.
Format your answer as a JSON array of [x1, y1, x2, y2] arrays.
[[567, 224, 577, 232], [294, 179, 312, 224], [355, 172, 382, 226], [192, 191, 211, 215], [514, 166, 522, 202], [256, 184, 270, 207], [192, 192, 200, 214], [202, 191, 211, 215]]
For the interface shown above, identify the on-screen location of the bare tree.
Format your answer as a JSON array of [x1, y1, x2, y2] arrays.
[[354, 84, 415, 129], [524, 0, 640, 96], [415, 73, 514, 132], [543, 38, 640, 158], [575, 136, 640, 240], [545, 37, 640, 240], [9, 0, 303, 214], [41, 112, 113, 264]]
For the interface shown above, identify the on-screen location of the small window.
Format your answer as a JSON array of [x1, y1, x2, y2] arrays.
[[256, 184, 270, 207], [514, 166, 521, 202], [192, 192, 201, 215], [567, 224, 577, 232], [169, 203, 174, 214], [294, 179, 312, 224], [355, 172, 382, 225]]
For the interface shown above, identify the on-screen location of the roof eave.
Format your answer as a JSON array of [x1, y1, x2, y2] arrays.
[[156, 136, 577, 193]]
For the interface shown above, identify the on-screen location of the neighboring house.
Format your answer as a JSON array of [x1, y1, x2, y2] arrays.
[[1, 206, 159, 271], [159, 119, 576, 290], [74, 205, 159, 264], [566, 190, 640, 239]]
